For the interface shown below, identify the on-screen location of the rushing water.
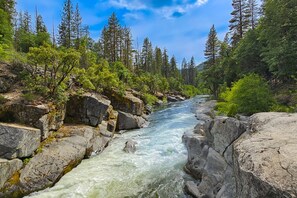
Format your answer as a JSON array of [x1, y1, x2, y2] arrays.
[[28, 96, 205, 198]]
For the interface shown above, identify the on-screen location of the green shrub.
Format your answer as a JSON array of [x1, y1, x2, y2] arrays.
[[143, 93, 158, 106], [218, 74, 274, 116], [182, 85, 200, 98]]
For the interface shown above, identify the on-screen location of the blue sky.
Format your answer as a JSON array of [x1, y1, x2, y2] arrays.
[[16, 0, 232, 66]]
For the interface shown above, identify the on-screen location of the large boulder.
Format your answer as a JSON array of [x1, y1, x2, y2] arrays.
[[104, 90, 144, 116], [0, 158, 23, 189], [65, 93, 110, 127], [19, 135, 87, 193], [116, 111, 146, 131], [16, 124, 114, 194], [234, 112, 297, 197], [0, 123, 41, 159], [0, 103, 65, 140], [184, 103, 297, 198]]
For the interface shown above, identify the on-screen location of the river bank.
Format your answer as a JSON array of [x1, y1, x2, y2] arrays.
[[183, 99, 297, 197], [24, 96, 204, 197]]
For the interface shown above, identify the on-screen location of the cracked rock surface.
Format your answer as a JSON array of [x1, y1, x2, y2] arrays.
[[234, 112, 297, 197], [184, 101, 297, 198]]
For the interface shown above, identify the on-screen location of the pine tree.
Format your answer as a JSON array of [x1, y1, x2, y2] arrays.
[[245, 0, 259, 30], [204, 25, 220, 66], [181, 58, 188, 84], [58, 0, 73, 48], [229, 0, 249, 46], [107, 12, 121, 63], [169, 56, 178, 78], [36, 14, 47, 33], [188, 56, 196, 85], [154, 47, 163, 75], [162, 49, 170, 78], [122, 27, 133, 69], [141, 37, 153, 72], [72, 3, 82, 49]]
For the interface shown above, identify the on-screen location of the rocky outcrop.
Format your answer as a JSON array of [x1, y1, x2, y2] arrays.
[[0, 124, 113, 196], [0, 103, 65, 140], [0, 159, 23, 189], [0, 123, 41, 159], [65, 93, 111, 127], [184, 100, 297, 198], [116, 111, 147, 131], [123, 140, 137, 153], [234, 113, 297, 197], [104, 89, 144, 116]]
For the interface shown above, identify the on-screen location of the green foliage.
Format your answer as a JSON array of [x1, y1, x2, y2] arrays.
[[260, 0, 297, 81], [25, 44, 80, 103], [143, 93, 158, 106], [0, 8, 13, 46], [218, 74, 274, 116], [182, 85, 200, 98]]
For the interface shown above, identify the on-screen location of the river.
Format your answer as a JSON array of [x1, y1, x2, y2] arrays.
[[27, 96, 205, 198]]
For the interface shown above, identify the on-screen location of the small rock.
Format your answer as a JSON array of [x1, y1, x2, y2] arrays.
[[123, 140, 137, 153]]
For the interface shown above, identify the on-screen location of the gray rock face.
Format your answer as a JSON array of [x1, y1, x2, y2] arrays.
[[0, 63, 17, 93], [0, 123, 41, 159], [19, 136, 87, 192], [0, 103, 65, 140], [116, 111, 146, 131], [123, 140, 137, 153], [184, 101, 297, 198], [19, 125, 100, 193], [104, 90, 144, 116], [0, 158, 23, 189], [211, 116, 247, 155], [234, 113, 297, 198], [65, 93, 110, 127]]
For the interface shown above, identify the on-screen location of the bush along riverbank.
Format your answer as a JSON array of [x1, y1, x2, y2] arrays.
[[183, 100, 297, 198], [0, 63, 188, 197]]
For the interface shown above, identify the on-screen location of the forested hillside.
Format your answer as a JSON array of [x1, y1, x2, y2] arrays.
[[0, 0, 199, 107], [0, 0, 296, 115], [201, 0, 297, 115]]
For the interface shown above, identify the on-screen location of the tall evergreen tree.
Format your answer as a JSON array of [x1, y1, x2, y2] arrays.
[[181, 58, 188, 84], [204, 25, 220, 66], [229, 0, 249, 46], [154, 47, 163, 75], [122, 27, 133, 69], [162, 49, 170, 78], [170, 56, 178, 78], [58, 0, 73, 48], [72, 3, 82, 49], [101, 12, 121, 63], [141, 37, 153, 72], [188, 56, 196, 85], [245, 0, 259, 30]]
